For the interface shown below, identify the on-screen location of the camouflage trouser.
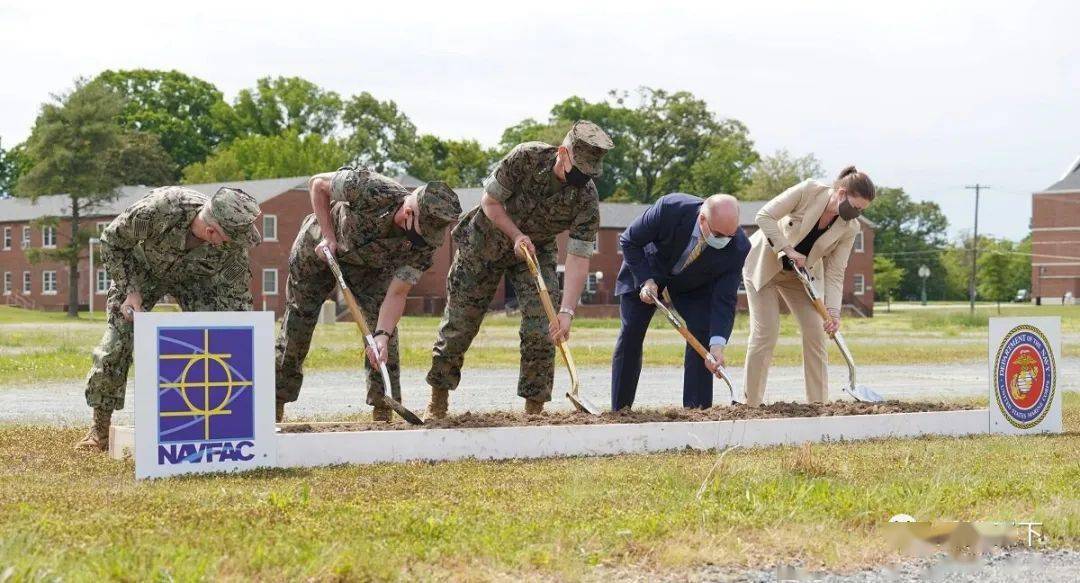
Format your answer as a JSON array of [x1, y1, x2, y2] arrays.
[[85, 281, 252, 411], [427, 245, 560, 401], [275, 218, 399, 405]]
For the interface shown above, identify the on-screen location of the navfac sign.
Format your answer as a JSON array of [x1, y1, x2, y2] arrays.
[[134, 312, 277, 479]]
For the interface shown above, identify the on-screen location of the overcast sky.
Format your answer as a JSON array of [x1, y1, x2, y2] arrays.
[[2, 0, 1076, 240]]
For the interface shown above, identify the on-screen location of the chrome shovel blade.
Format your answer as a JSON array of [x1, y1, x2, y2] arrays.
[[848, 384, 885, 403]]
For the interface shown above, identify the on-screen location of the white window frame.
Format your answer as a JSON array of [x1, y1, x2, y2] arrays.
[[853, 231, 864, 253], [2, 227, 10, 250], [3, 272, 10, 295], [42, 226, 56, 248], [262, 268, 278, 296], [22, 271, 32, 294], [96, 268, 111, 294], [21, 226, 31, 249], [853, 273, 865, 296], [586, 273, 599, 294], [591, 238, 599, 254], [42, 271, 58, 295], [262, 215, 278, 242]]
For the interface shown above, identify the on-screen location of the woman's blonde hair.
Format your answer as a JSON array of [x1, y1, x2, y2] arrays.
[[834, 166, 875, 200]]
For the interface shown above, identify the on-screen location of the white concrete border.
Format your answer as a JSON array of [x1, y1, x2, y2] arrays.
[[111, 409, 988, 468]]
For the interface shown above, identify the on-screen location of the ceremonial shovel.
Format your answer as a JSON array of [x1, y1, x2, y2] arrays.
[[518, 244, 602, 415], [780, 252, 884, 403], [644, 288, 742, 406], [322, 248, 424, 424]]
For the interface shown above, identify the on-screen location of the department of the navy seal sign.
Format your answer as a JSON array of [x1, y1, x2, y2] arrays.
[[993, 324, 1055, 430]]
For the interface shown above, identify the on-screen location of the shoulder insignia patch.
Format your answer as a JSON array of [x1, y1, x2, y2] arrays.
[[220, 256, 248, 280], [132, 216, 150, 240]]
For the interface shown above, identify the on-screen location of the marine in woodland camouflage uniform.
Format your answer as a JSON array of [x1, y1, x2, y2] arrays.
[[426, 121, 614, 411], [77, 186, 262, 451], [274, 168, 460, 419]]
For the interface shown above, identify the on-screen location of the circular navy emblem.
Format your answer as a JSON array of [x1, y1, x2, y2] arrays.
[[993, 324, 1055, 429]]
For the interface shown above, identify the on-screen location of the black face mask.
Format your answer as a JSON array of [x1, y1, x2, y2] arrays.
[[564, 165, 592, 187], [838, 197, 862, 220], [405, 224, 429, 249]]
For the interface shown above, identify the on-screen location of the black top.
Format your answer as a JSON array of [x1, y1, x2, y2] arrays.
[[783, 217, 837, 270]]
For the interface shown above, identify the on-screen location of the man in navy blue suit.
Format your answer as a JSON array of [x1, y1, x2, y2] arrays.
[[612, 193, 750, 410]]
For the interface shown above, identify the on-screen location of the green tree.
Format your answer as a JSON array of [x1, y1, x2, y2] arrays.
[[105, 132, 177, 186], [182, 131, 348, 182], [498, 88, 758, 201], [341, 92, 418, 173], [685, 132, 760, 195], [977, 236, 1031, 311], [872, 255, 905, 312], [233, 76, 342, 138], [862, 186, 950, 300], [16, 80, 129, 317], [404, 135, 495, 186], [740, 150, 824, 201], [93, 69, 234, 173], [1, 138, 31, 197]]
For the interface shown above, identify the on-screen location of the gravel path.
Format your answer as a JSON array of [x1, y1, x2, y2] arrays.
[[3, 359, 1077, 425], [656, 549, 1080, 582]]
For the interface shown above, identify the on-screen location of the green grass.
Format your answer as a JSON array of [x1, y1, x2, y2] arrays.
[[1, 304, 1078, 387], [1, 394, 1077, 580]]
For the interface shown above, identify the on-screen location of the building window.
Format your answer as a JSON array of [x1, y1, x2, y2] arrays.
[[853, 273, 865, 295], [2, 227, 10, 250], [21, 227, 30, 249], [586, 273, 599, 294], [262, 269, 278, 295], [3, 272, 10, 295], [262, 215, 278, 242], [853, 231, 864, 253], [22, 271, 31, 294], [592, 238, 599, 254], [42, 271, 57, 295], [42, 226, 56, 248], [96, 269, 112, 294], [97, 221, 110, 235]]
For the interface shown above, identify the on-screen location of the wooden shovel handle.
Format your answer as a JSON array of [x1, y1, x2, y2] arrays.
[[323, 250, 374, 338]]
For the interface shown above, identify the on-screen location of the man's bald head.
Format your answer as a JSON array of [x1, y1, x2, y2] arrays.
[[700, 194, 740, 237]]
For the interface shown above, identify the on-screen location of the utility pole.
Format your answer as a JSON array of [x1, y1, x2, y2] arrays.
[[965, 184, 990, 315]]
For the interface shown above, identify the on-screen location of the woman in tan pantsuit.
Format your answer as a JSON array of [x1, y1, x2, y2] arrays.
[[742, 167, 875, 405]]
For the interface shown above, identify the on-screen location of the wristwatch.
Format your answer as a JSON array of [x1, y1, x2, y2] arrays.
[[558, 307, 575, 320], [372, 329, 392, 340]]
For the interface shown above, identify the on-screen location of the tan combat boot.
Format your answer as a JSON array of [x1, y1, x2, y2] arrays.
[[425, 387, 449, 421], [74, 407, 112, 453], [372, 403, 392, 422], [524, 399, 545, 415], [275, 400, 285, 423]]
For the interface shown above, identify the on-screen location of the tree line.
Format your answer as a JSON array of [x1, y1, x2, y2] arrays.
[[0, 70, 1031, 317]]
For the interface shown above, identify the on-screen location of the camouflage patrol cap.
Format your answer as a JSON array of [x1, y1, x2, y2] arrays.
[[209, 187, 262, 247], [562, 120, 614, 177], [414, 181, 462, 246]]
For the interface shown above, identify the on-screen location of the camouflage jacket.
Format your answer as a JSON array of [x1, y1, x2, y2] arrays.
[[99, 187, 251, 295], [326, 166, 434, 285], [461, 142, 599, 258]]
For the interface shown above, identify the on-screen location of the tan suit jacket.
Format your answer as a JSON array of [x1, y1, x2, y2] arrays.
[[743, 179, 859, 313]]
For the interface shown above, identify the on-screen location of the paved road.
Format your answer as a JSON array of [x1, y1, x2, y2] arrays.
[[3, 358, 1077, 425]]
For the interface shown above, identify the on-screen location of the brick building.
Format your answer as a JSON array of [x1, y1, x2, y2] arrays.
[[0, 177, 876, 317], [1031, 157, 1080, 303]]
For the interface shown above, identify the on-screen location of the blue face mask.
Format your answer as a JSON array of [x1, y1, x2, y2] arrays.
[[704, 233, 732, 249], [699, 217, 732, 249]]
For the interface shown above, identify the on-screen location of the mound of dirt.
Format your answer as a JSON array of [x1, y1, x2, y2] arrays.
[[279, 400, 974, 433]]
